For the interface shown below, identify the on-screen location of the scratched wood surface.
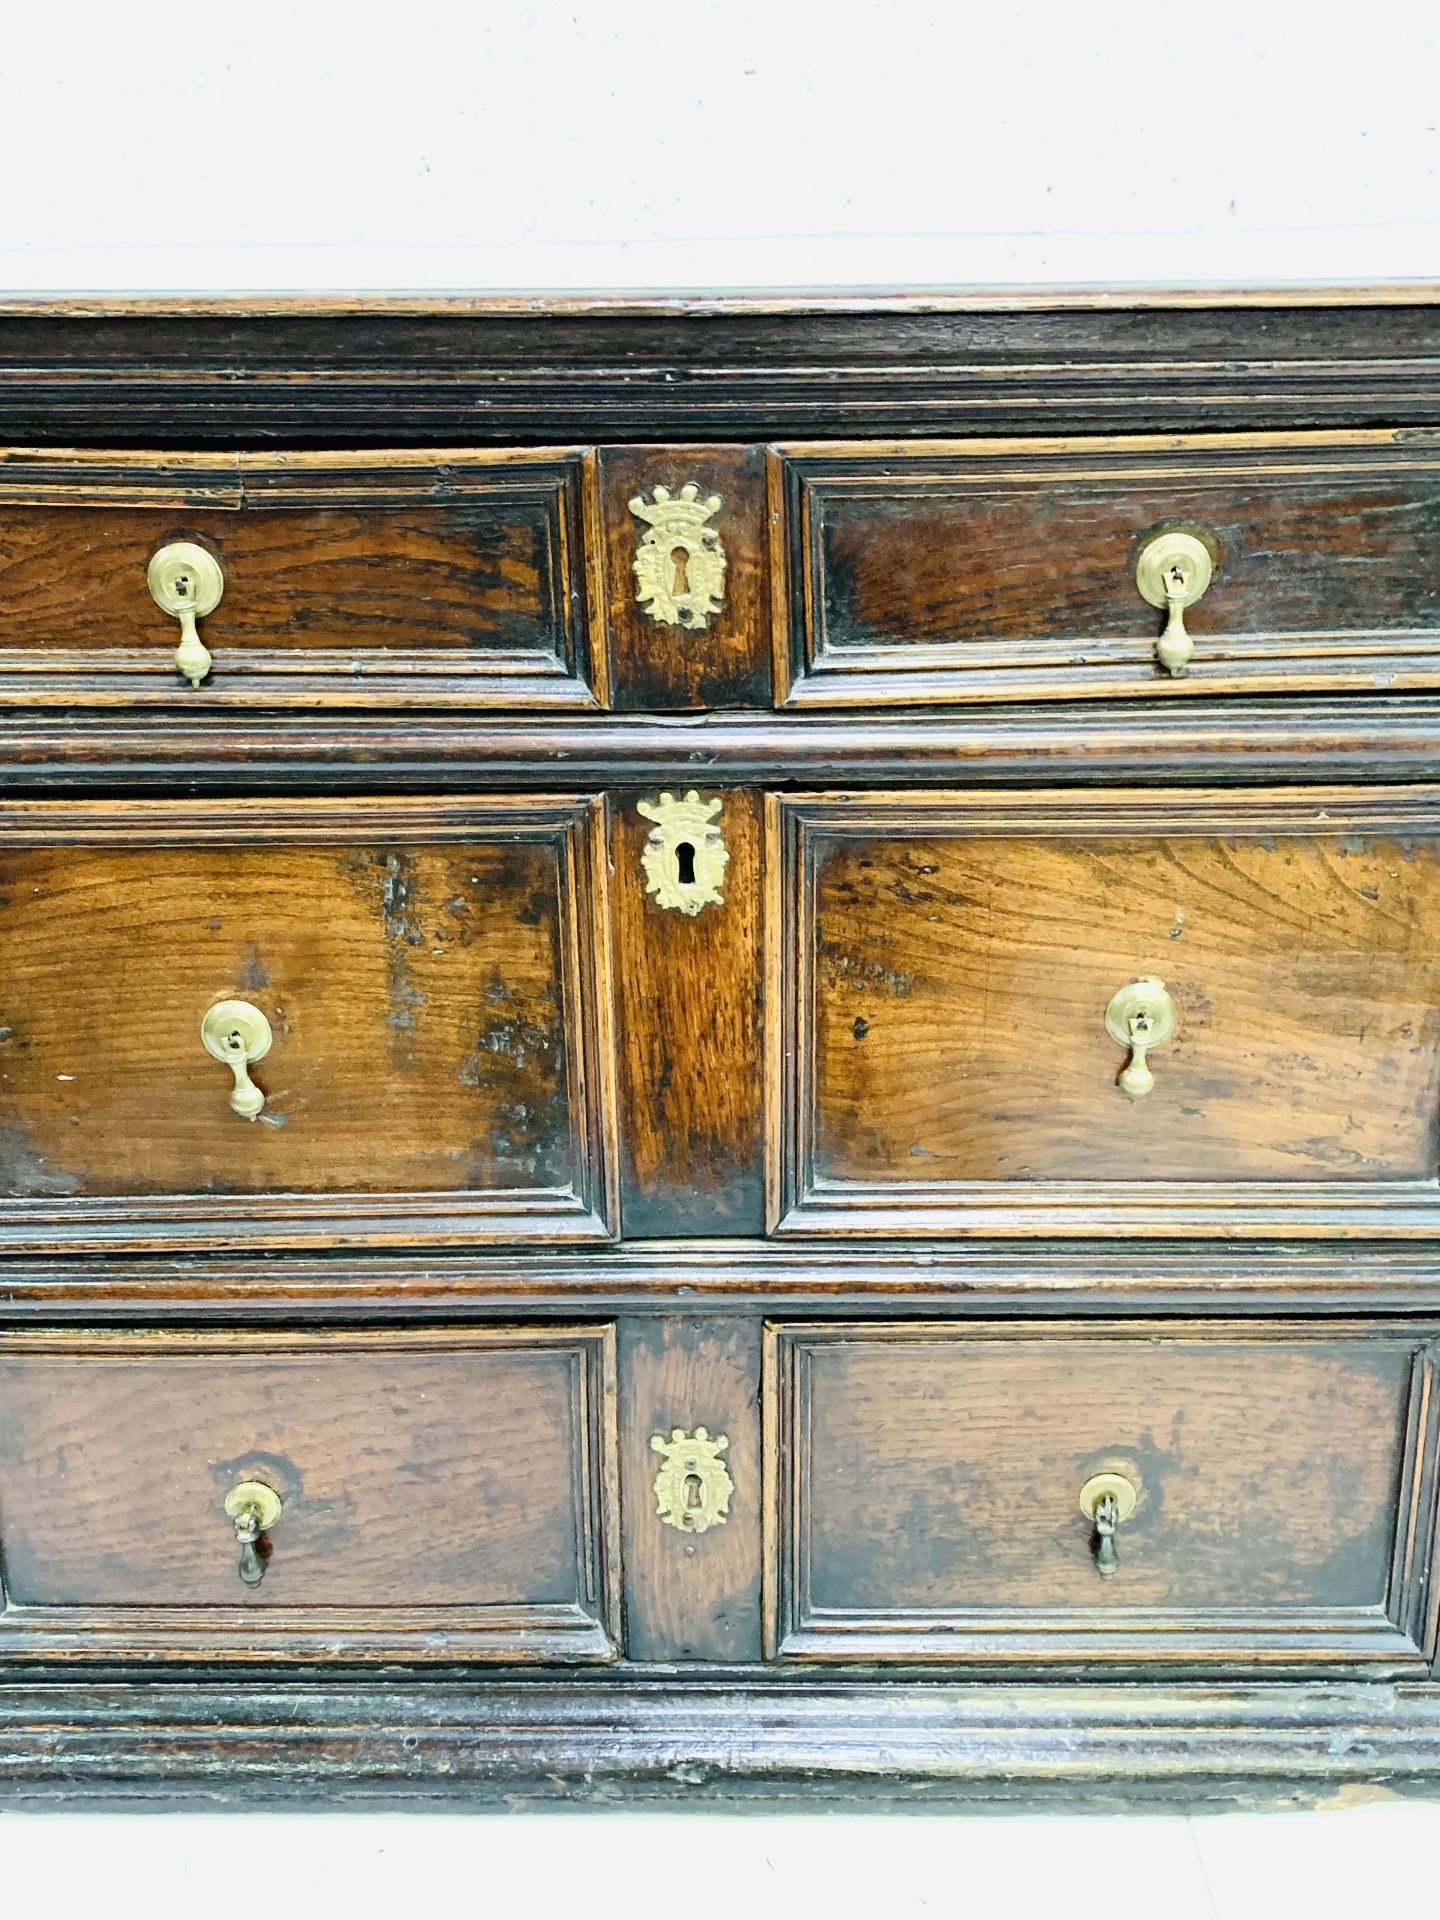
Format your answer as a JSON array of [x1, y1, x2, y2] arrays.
[[776, 435, 1440, 704], [598, 445, 772, 710], [767, 1321, 1435, 1666], [611, 788, 765, 1234], [0, 797, 617, 1246], [795, 803, 1440, 1189], [0, 1326, 621, 1662], [0, 450, 601, 707]]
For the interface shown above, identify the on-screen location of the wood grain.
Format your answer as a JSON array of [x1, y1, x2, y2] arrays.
[[611, 788, 764, 1235], [0, 796, 618, 1249], [0, 450, 603, 709], [771, 787, 1440, 1237], [9, 701, 1440, 792], [4, 304, 1440, 445], [767, 1321, 1438, 1669], [598, 445, 771, 710], [777, 435, 1440, 705], [619, 1314, 763, 1663], [0, 1325, 621, 1662]]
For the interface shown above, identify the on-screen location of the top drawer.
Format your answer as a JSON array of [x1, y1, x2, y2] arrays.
[[774, 432, 1440, 707], [0, 449, 602, 709]]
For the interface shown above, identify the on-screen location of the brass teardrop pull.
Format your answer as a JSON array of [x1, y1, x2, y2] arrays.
[[1079, 1471, 1138, 1579], [200, 999, 273, 1120], [147, 541, 225, 688], [1135, 530, 1214, 675], [223, 1480, 284, 1588], [1104, 978, 1176, 1100]]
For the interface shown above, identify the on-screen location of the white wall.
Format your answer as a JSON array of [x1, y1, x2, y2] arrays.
[[0, 0, 1435, 292]]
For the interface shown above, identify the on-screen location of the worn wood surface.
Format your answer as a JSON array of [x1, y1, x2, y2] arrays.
[[598, 445, 771, 710], [7, 1674, 1440, 1807], [6, 1675, 1440, 1807], [770, 786, 1440, 1237], [4, 298, 1440, 445], [776, 433, 1440, 705], [0, 449, 602, 708], [9, 701, 1440, 790], [0, 796, 618, 1249], [0, 1325, 620, 1662], [619, 1315, 763, 1663], [766, 1321, 1438, 1668], [611, 788, 764, 1235], [3, 297, 1440, 1805]]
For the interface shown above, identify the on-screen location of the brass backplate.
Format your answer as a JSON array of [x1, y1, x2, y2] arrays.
[[637, 791, 728, 915], [650, 1427, 733, 1534], [146, 541, 225, 620], [629, 483, 726, 629], [224, 1480, 284, 1530], [1079, 1471, 1138, 1523]]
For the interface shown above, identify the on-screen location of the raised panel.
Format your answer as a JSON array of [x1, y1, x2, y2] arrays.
[[766, 1321, 1440, 1671], [768, 787, 1440, 1237], [0, 796, 618, 1250], [0, 1326, 621, 1663], [0, 449, 606, 708], [774, 434, 1440, 707]]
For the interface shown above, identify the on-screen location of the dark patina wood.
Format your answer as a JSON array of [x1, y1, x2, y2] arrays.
[[765, 1320, 1439, 1670], [775, 432, 1440, 706], [1, 291, 1440, 1807], [0, 1325, 621, 1663], [769, 786, 1440, 1239], [0, 448, 605, 709], [3, 292, 1440, 445], [0, 795, 619, 1250]]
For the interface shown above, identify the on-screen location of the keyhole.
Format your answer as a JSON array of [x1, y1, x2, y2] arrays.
[[683, 1471, 704, 1511], [174, 572, 193, 600], [675, 840, 697, 887], [670, 546, 690, 598]]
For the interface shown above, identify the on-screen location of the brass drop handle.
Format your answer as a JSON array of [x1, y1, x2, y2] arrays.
[[1135, 530, 1214, 675], [200, 999, 273, 1120], [223, 1480, 283, 1587], [1105, 977, 1176, 1100], [1079, 1471, 1137, 1579], [147, 541, 225, 688]]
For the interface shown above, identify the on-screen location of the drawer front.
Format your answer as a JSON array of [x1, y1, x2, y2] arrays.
[[774, 433, 1440, 707], [0, 450, 603, 708], [0, 797, 617, 1250], [768, 787, 1440, 1237], [0, 1327, 620, 1663], [766, 1321, 1440, 1670]]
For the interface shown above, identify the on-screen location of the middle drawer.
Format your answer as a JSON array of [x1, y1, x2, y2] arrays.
[[0, 795, 617, 1250], [768, 785, 1440, 1238]]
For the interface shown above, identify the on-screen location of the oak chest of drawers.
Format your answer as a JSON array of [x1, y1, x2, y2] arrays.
[[6, 291, 1440, 1807]]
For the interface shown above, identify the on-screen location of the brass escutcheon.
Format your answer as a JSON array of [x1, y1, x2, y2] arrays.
[[629, 483, 726, 629], [147, 541, 225, 688], [637, 791, 728, 915], [650, 1427, 733, 1534]]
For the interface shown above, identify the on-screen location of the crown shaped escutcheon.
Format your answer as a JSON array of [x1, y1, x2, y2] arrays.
[[628, 482, 727, 630]]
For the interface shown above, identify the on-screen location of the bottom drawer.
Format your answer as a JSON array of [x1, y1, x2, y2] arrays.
[[765, 1321, 1440, 1672], [0, 1326, 620, 1663]]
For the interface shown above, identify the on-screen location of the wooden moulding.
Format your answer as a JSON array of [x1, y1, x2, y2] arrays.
[[5, 1679, 1440, 1808], [3, 294, 1440, 444]]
